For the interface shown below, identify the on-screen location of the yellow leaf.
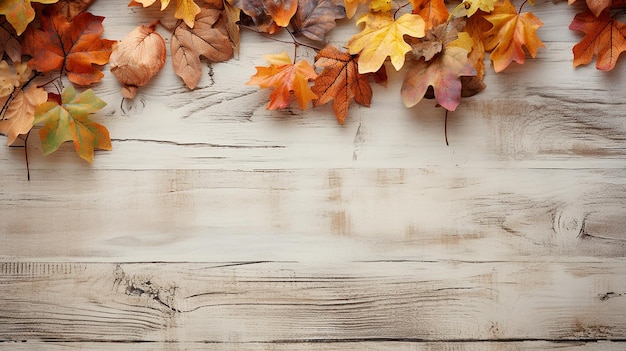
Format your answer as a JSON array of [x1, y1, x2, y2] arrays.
[[370, 0, 391, 12], [465, 0, 498, 17], [347, 12, 426, 73], [129, 0, 200, 27], [0, 0, 59, 35], [344, 0, 368, 18]]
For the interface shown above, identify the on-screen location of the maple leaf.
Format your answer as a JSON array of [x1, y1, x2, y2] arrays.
[[22, 11, 115, 86], [171, 7, 234, 89], [247, 52, 318, 110], [402, 33, 477, 111], [53, 0, 95, 20], [291, 0, 346, 41], [233, 0, 297, 32], [411, 0, 448, 30], [0, 0, 59, 36], [0, 85, 48, 145], [110, 22, 167, 99], [347, 12, 426, 73], [483, 0, 544, 72], [129, 0, 201, 28], [568, 0, 611, 18], [570, 10, 626, 71], [312, 45, 384, 124], [34, 86, 110, 163]]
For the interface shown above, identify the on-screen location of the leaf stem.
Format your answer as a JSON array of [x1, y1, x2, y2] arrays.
[[444, 109, 449, 146], [24, 131, 31, 181], [518, 0, 529, 13], [394, 2, 411, 20]]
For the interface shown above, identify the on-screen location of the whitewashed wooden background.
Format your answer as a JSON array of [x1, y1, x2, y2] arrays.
[[1, 0, 626, 350]]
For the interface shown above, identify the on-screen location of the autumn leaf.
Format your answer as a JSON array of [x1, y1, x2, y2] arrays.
[[223, 0, 241, 55], [0, 0, 59, 35], [22, 10, 115, 86], [347, 12, 426, 73], [411, 19, 464, 61], [247, 52, 317, 110], [464, 10, 490, 79], [110, 22, 167, 99], [570, 9, 626, 70], [129, 0, 201, 28], [291, 0, 346, 41], [344, 0, 367, 19], [464, 0, 498, 18], [568, 0, 611, 18], [411, 0, 448, 30], [402, 33, 477, 111], [34, 86, 110, 163], [483, 0, 544, 72], [233, 0, 297, 32], [171, 7, 233, 89], [0, 60, 33, 97], [370, 0, 392, 13], [53, 0, 95, 20], [0, 25, 21, 63], [312, 45, 384, 124], [0, 85, 48, 145]]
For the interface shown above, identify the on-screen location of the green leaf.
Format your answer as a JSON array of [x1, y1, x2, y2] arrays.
[[34, 86, 111, 163]]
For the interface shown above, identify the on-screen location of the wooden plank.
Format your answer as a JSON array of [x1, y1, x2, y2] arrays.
[[1, 341, 624, 351], [1, 168, 625, 261], [1, 261, 625, 342]]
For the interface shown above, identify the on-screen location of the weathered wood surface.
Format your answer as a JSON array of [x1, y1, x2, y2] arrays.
[[1, 0, 626, 350]]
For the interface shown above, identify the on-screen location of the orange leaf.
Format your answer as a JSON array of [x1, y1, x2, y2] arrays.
[[570, 9, 626, 71], [171, 8, 234, 89], [247, 52, 317, 110], [402, 33, 477, 111], [568, 0, 611, 18], [344, 0, 367, 19], [22, 10, 115, 86], [411, 0, 448, 30], [233, 0, 297, 32], [110, 22, 167, 99], [129, 0, 200, 28], [53, 0, 95, 20], [483, 0, 544, 72], [312, 45, 384, 124]]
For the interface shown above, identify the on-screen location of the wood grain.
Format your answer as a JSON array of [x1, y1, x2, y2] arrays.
[[1, 0, 626, 349], [1, 261, 626, 343]]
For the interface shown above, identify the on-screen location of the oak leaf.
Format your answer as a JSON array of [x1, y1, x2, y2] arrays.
[[291, 0, 346, 41], [411, 0, 448, 30], [347, 12, 426, 73], [22, 11, 115, 86], [569, 9, 626, 70], [0, 0, 59, 35], [171, 7, 234, 89], [34, 86, 110, 163], [223, 0, 241, 55], [110, 22, 167, 99], [129, 0, 201, 28], [312, 45, 384, 124], [233, 0, 297, 32], [0, 85, 48, 145], [402, 33, 477, 111], [483, 0, 544, 72], [247, 52, 317, 110]]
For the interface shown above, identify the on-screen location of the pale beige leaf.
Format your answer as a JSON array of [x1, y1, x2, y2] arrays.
[[0, 85, 48, 145], [171, 8, 233, 89], [110, 23, 167, 99], [0, 60, 20, 97]]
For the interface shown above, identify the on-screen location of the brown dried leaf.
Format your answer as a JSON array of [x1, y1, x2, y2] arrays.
[[110, 22, 167, 99], [0, 25, 21, 63], [171, 7, 233, 89], [291, 0, 346, 41]]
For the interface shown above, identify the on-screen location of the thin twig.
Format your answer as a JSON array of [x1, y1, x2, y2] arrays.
[[24, 131, 31, 181], [444, 109, 449, 146]]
